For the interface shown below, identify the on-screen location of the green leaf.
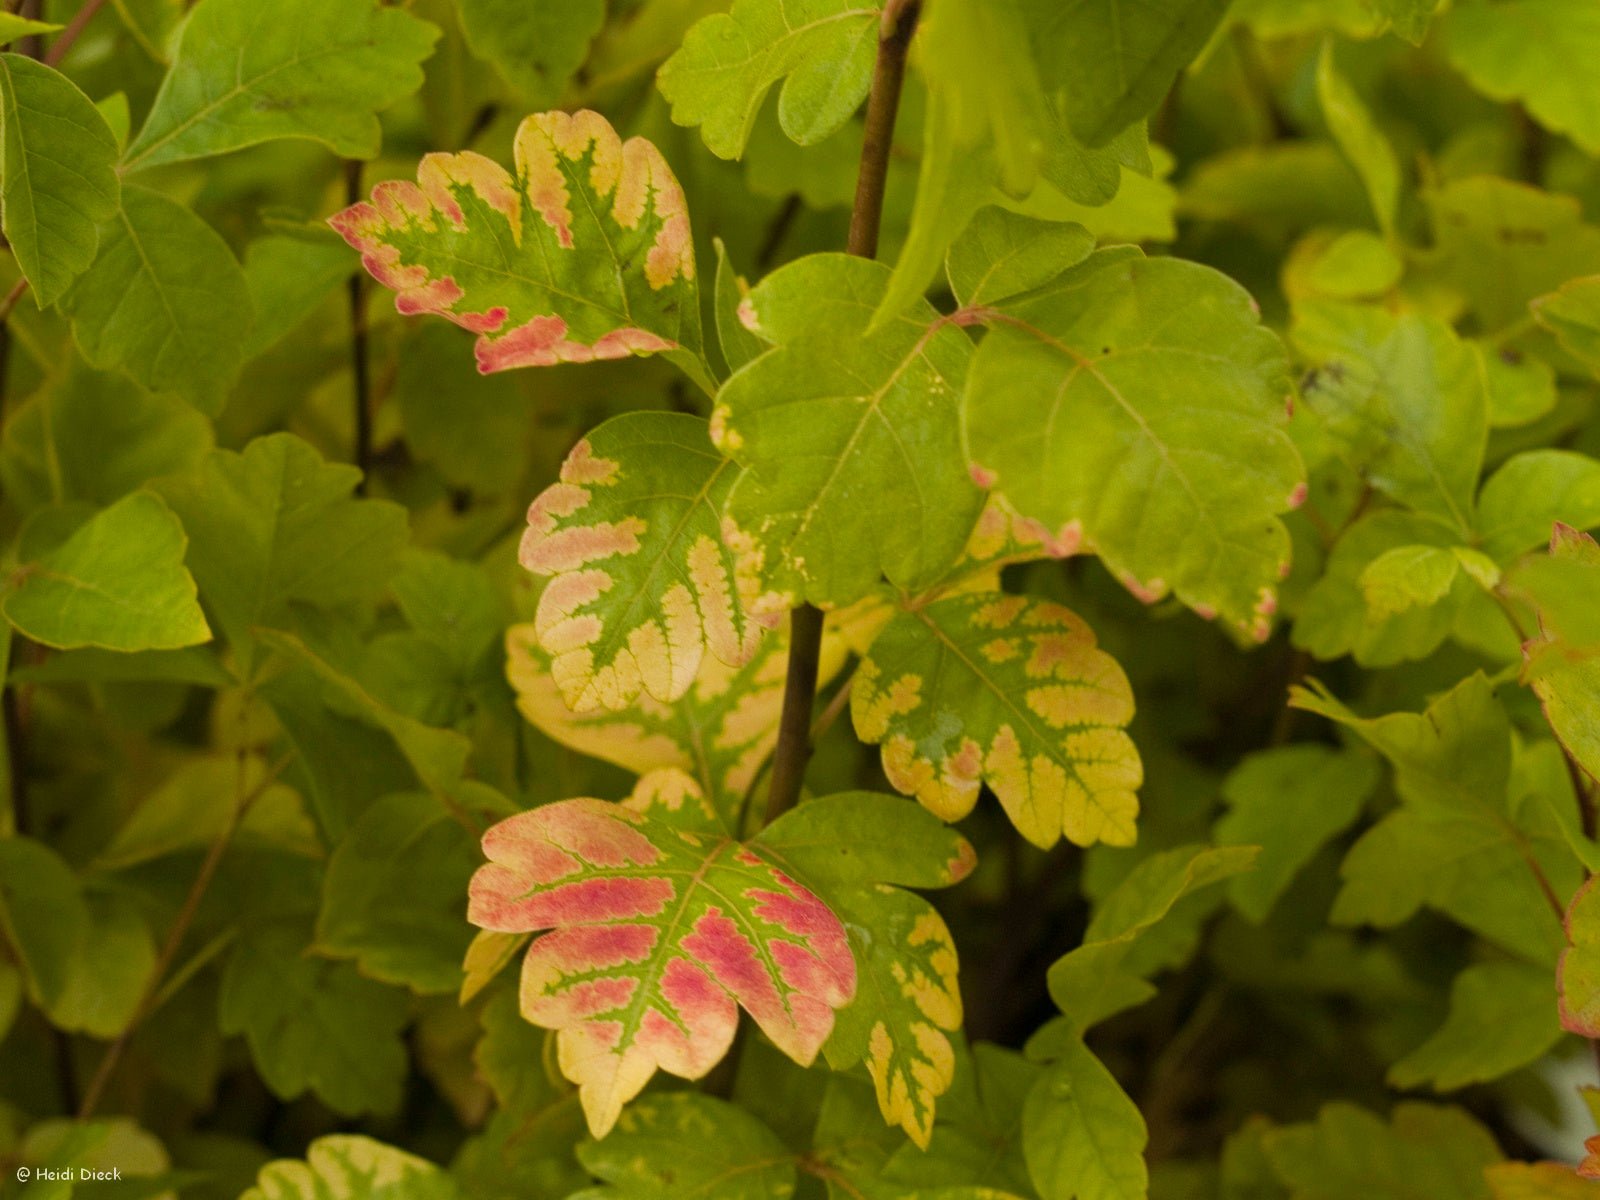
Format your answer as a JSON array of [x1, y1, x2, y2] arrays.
[[946, 210, 1096, 309], [3, 491, 210, 652], [1214, 745, 1378, 922], [0, 362, 213, 515], [1445, 0, 1600, 156], [393, 322, 532, 494], [259, 630, 475, 802], [1315, 42, 1399, 239], [241, 1135, 460, 1200], [1046, 844, 1258, 1034], [92, 754, 309, 871], [758, 792, 975, 1145], [467, 778, 858, 1136], [1293, 302, 1485, 534], [332, 108, 706, 386], [123, 0, 439, 170], [1533, 274, 1600, 375], [1023, 1038, 1147, 1200], [0, 837, 88, 1010], [220, 922, 410, 1116], [519, 412, 764, 712], [1389, 960, 1562, 1090], [1292, 673, 1580, 962], [713, 253, 983, 607], [851, 593, 1143, 850], [1028, 0, 1229, 147], [1425, 177, 1600, 332], [61, 186, 255, 413], [965, 249, 1300, 638], [0, 15, 59, 45], [1359, 545, 1464, 619], [46, 889, 157, 1038], [1261, 1103, 1500, 1200], [456, 0, 605, 105], [1292, 511, 1469, 666], [241, 227, 357, 359], [0, 54, 120, 306], [315, 793, 479, 995], [155, 433, 408, 669], [1476, 450, 1600, 562], [657, 0, 879, 159], [576, 1093, 796, 1198]]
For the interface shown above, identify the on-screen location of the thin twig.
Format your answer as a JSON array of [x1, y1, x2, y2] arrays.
[[760, 0, 921, 828], [42, 0, 109, 67], [344, 160, 374, 493], [810, 667, 857, 743], [0, 277, 29, 324], [77, 750, 293, 1118]]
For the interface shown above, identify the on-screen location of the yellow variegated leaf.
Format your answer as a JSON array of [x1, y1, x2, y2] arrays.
[[853, 593, 1142, 849], [519, 413, 769, 712], [506, 618, 848, 825]]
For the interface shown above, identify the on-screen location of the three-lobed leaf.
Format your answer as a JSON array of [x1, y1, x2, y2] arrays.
[[713, 253, 983, 608], [467, 782, 858, 1136], [332, 109, 705, 385]]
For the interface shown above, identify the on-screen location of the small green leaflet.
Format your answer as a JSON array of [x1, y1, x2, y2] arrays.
[[1562, 876, 1600, 1037], [1390, 960, 1562, 1091], [965, 248, 1301, 639], [155, 433, 408, 673], [1045, 844, 1258, 1035], [576, 1093, 797, 1198], [1476, 450, 1600, 562], [714, 253, 983, 608], [1025, 0, 1231, 146], [0, 54, 120, 306], [1023, 1038, 1148, 1200], [455, 0, 605, 106], [658, 0, 880, 159], [1292, 673, 1580, 962], [0, 15, 59, 45], [1446, 0, 1600, 157], [467, 777, 859, 1137], [1293, 301, 1486, 535], [1534, 274, 1600, 374], [1262, 1103, 1501, 1200], [2, 492, 210, 652], [221, 922, 410, 1116], [519, 412, 765, 712], [62, 186, 255, 414], [242, 1135, 460, 1200], [123, 0, 439, 170], [1214, 746, 1377, 922], [946, 210, 1096, 310], [332, 109, 706, 387], [853, 593, 1143, 850], [1316, 42, 1400, 239]]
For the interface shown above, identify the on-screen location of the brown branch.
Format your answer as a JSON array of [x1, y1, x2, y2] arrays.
[[42, 0, 109, 67], [344, 160, 374, 493], [760, 0, 921, 828], [77, 751, 292, 1118]]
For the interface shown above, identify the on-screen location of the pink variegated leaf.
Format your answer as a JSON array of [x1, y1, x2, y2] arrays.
[[466, 776, 856, 1137], [330, 109, 710, 390]]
